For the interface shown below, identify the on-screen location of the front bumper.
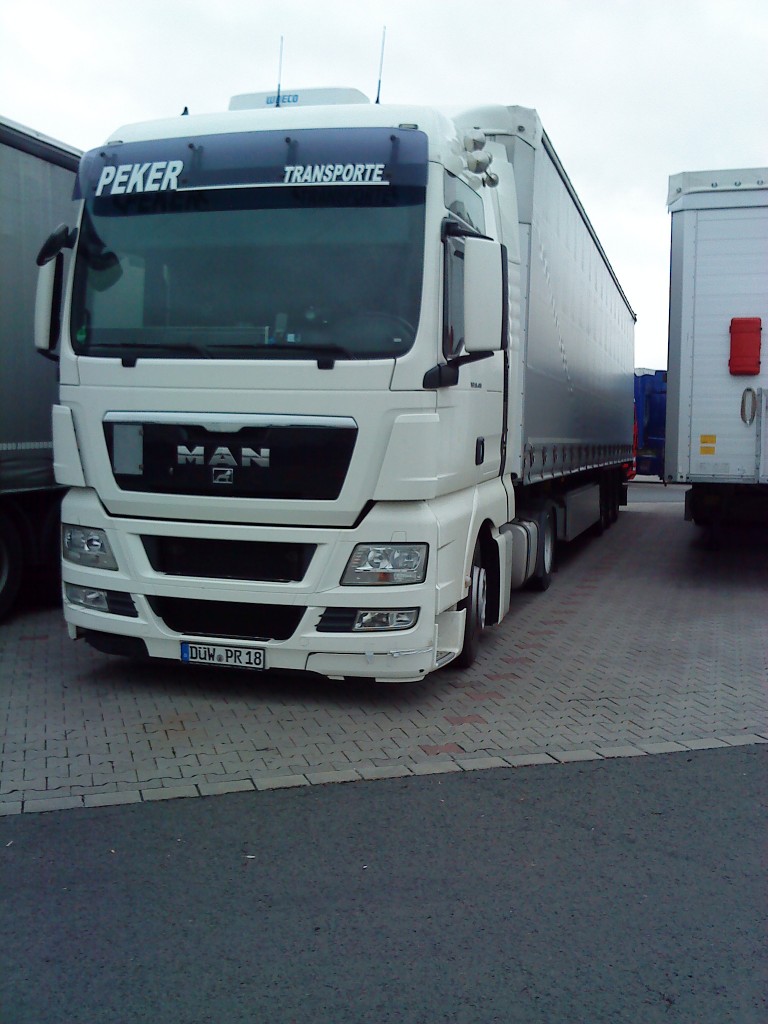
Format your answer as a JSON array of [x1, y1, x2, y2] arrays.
[[61, 488, 456, 682]]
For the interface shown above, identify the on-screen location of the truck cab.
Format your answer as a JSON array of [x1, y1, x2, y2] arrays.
[[36, 91, 634, 682]]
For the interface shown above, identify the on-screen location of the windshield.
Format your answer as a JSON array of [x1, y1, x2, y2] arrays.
[[70, 130, 426, 361]]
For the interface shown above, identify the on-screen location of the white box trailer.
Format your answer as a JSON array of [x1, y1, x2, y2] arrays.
[[0, 117, 80, 617], [34, 93, 634, 681], [665, 168, 768, 525]]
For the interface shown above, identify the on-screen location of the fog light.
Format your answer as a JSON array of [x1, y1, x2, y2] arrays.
[[353, 609, 419, 631], [65, 584, 110, 611]]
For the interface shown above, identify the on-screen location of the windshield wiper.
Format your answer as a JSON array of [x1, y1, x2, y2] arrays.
[[215, 342, 356, 367], [89, 340, 359, 367], [88, 342, 213, 366]]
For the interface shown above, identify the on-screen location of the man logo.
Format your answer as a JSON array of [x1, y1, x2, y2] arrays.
[[177, 445, 270, 468], [212, 468, 234, 485]]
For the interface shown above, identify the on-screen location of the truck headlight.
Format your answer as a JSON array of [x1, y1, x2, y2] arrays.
[[62, 524, 118, 570], [341, 544, 428, 586]]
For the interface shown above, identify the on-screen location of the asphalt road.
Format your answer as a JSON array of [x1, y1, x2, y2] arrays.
[[1, 744, 765, 1024]]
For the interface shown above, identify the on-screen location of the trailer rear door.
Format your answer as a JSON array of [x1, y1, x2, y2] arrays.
[[687, 206, 768, 483]]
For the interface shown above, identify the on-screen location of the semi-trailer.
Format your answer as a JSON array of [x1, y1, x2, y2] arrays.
[[665, 168, 768, 526], [0, 117, 80, 618], [34, 90, 635, 681]]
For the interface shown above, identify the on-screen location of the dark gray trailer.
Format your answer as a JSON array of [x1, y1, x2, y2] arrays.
[[0, 117, 80, 617]]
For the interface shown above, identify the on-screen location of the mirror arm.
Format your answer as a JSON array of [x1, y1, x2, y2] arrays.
[[36, 224, 78, 266], [423, 350, 494, 389], [441, 218, 491, 242]]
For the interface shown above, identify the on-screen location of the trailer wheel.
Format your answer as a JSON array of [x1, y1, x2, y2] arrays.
[[456, 542, 487, 669], [596, 475, 612, 532], [593, 490, 607, 536], [609, 473, 620, 523], [0, 511, 24, 620], [601, 486, 612, 531], [531, 506, 556, 592]]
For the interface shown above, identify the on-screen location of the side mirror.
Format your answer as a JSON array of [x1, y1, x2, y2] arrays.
[[35, 254, 63, 359], [463, 236, 508, 354], [36, 224, 77, 266]]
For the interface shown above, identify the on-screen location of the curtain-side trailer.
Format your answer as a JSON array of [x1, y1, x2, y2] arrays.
[[34, 92, 634, 682], [665, 168, 768, 527], [634, 369, 666, 479], [0, 117, 80, 618]]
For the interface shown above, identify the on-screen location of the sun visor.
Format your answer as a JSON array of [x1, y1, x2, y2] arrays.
[[73, 127, 428, 201]]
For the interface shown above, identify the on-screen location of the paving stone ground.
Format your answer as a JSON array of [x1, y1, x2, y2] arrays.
[[1, 485, 767, 814]]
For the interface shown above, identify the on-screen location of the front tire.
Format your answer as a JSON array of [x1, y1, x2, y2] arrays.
[[531, 506, 556, 592], [456, 542, 487, 669]]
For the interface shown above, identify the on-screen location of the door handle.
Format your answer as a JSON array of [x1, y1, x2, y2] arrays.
[[741, 388, 757, 426]]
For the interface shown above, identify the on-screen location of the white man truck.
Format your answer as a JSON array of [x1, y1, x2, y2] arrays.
[[665, 168, 768, 527], [0, 117, 80, 618], [35, 89, 634, 682]]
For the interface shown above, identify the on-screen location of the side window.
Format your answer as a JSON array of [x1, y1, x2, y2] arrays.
[[443, 237, 465, 358]]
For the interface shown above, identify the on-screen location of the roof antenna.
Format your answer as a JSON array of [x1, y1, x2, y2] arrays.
[[375, 26, 386, 104], [275, 35, 284, 108]]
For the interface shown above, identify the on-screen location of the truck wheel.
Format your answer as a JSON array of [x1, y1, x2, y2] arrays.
[[456, 542, 487, 668], [37, 500, 63, 604], [531, 506, 556, 592], [0, 511, 24, 620]]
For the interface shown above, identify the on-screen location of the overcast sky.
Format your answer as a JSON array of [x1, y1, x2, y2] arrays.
[[2, 0, 766, 368]]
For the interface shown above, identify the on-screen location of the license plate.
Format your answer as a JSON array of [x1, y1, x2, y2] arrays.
[[180, 641, 266, 670]]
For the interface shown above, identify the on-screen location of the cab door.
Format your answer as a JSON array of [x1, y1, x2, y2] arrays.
[[436, 231, 507, 490]]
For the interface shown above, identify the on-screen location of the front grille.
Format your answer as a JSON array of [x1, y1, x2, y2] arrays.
[[316, 608, 358, 632], [106, 592, 138, 617], [105, 418, 357, 500], [142, 536, 315, 582], [148, 597, 303, 641]]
